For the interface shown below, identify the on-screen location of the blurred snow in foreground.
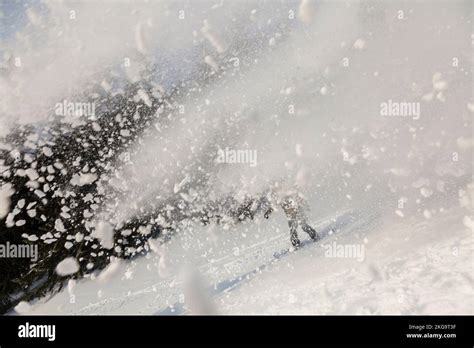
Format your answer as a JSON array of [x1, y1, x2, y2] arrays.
[[1, 0, 472, 314]]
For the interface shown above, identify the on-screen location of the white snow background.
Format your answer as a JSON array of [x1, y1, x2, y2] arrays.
[[1, 0, 472, 314]]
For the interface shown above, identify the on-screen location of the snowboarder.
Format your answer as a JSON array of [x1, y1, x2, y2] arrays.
[[279, 195, 320, 247]]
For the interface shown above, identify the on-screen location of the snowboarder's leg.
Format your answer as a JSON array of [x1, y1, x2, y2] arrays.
[[301, 222, 320, 241], [288, 219, 301, 247], [263, 207, 273, 219], [257, 196, 273, 219]]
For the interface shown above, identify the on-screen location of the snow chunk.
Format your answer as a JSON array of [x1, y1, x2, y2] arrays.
[[463, 216, 474, 230], [456, 137, 473, 151], [136, 89, 152, 107], [26, 8, 41, 26], [56, 257, 80, 276], [92, 221, 114, 249], [432, 72, 447, 91], [27, 235, 38, 242], [295, 144, 303, 157], [14, 301, 32, 314], [412, 177, 430, 188], [204, 55, 219, 71], [70, 173, 98, 186], [201, 20, 227, 53], [423, 210, 432, 219], [182, 268, 215, 314], [135, 22, 150, 55], [25, 168, 39, 181], [298, 0, 317, 24], [0, 184, 14, 219], [388, 168, 410, 177], [120, 129, 131, 137], [420, 187, 433, 198], [42, 147, 53, 157], [101, 80, 112, 92], [92, 122, 101, 132], [55, 219, 66, 232], [467, 102, 474, 113], [353, 38, 366, 50], [97, 258, 122, 283], [17, 199, 25, 209]]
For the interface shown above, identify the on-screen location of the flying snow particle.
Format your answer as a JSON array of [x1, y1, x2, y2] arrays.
[[120, 129, 131, 137], [14, 301, 31, 314], [420, 187, 433, 198], [67, 279, 76, 299], [204, 55, 219, 71], [182, 268, 216, 314], [26, 235, 37, 242], [92, 221, 115, 249], [463, 216, 474, 230], [295, 143, 303, 157], [201, 20, 227, 53], [135, 21, 151, 55], [42, 147, 53, 157], [101, 80, 112, 92], [456, 137, 473, 151], [70, 173, 98, 186], [92, 122, 101, 132], [27, 209, 36, 218], [432, 72, 448, 91], [388, 168, 410, 177], [412, 177, 430, 188], [75, 232, 84, 242], [298, 0, 317, 24], [26, 7, 41, 26], [25, 168, 39, 181], [136, 89, 152, 107], [15, 220, 26, 226], [97, 258, 122, 283], [55, 219, 66, 232], [0, 184, 14, 219], [353, 38, 366, 50], [56, 257, 80, 276]]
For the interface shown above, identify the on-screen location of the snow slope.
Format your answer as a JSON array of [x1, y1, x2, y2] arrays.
[[22, 199, 472, 315]]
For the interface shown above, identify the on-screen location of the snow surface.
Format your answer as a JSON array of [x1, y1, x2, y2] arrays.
[[23, 204, 473, 314]]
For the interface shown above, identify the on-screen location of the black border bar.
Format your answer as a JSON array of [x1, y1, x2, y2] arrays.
[[0, 315, 472, 346]]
